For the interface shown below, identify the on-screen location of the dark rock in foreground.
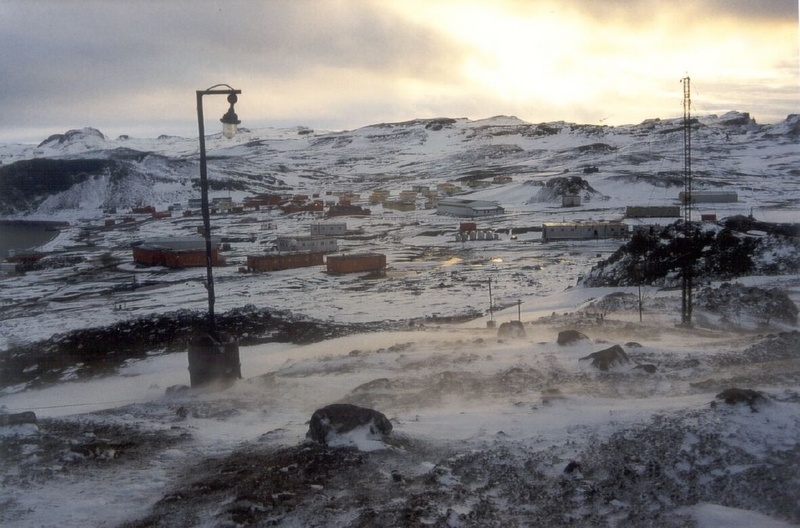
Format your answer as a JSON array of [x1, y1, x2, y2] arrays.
[[580, 345, 630, 371], [0, 411, 37, 427], [306, 404, 392, 445], [715, 388, 767, 410], [498, 321, 526, 339], [558, 329, 590, 346]]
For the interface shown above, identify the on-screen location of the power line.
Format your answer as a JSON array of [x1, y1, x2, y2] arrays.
[[4, 398, 143, 412]]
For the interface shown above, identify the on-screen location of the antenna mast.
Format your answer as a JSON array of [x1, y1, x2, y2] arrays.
[[681, 76, 693, 326]]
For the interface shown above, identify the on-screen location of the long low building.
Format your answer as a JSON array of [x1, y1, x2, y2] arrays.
[[542, 221, 630, 241], [276, 236, 338, 253], [310, 222, 347, 236], [247, 252, 324, 272], [678, 190, 738, 204], [625, 205, 681, 218], [132, 236, 223, 268], [326, 253, 386, 274], [437, 198, 505, 217]]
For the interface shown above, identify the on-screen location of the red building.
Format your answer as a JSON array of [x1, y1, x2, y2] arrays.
[[326, 253, 386, 274], [326, 204, 371, 217], [281, 200, 324, 215], [132, 237, 223, 268], [246, 252, 324, 272]]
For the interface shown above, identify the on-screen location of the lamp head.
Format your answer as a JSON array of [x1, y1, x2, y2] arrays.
[[220, 93, 241, 139]]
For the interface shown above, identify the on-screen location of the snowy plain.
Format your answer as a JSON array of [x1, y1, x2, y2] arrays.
[[0, 113, 799, 526]]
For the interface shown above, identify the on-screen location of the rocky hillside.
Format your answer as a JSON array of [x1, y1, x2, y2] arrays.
[[580, 217, 800, 288]]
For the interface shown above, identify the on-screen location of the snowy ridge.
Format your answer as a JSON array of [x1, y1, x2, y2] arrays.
[[1, 111, 798, 222]]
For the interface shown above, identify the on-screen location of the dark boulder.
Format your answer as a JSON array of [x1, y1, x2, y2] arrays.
[[633, 364, 657, 374], [306, 403, 392, 445], [715, 388, 766, 411], [557, 329, 590, 346], [498, 321, 526, 339], [0, 411, 37, 427], [579, 345, 630, 371], [564, 460, 582, 474]]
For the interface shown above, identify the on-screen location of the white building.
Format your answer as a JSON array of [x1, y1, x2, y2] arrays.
[[542, 221, 629, 241], [437, 198, 505, 217], [276, 236, 338, 253]]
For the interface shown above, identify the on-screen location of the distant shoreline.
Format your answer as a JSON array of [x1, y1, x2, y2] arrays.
[[0, 219, 70, 229], [0, 220, 67, 259]]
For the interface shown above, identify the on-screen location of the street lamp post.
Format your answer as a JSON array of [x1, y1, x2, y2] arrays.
[[188, 84, 242, 388], [196, 85, 241, 336]]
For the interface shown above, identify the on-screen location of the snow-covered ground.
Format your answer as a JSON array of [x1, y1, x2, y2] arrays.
[[2, 297, 799, 526], [1, 112, 799, 526]]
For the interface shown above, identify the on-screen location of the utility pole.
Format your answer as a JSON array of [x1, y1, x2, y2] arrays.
[[487, 279, 495, 328], [681, 76, 693, 326]]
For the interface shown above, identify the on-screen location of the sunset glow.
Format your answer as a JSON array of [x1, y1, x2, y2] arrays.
[[0, 0, 796, 142]]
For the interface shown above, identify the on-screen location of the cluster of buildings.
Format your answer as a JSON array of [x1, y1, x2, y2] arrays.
[[124, 176, 742, 272], [131, 219, 388, 276]]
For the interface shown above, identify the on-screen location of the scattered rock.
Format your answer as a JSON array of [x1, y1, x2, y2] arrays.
[[564, 460, 582, 474], [579, 345, 630, 371], [0, 411, 37, 427], [497, 321, 526, 339], [715, 388, 767, 411], [306, 404, 392, 445], [557, 329, 590, 346], [542, 388, 567, 404], [625, 342, 642, 348], [166, 384, 191, 397], [352, 378, 392, 392]]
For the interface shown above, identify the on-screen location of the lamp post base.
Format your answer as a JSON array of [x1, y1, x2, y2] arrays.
[[188, 333, 241, 388]]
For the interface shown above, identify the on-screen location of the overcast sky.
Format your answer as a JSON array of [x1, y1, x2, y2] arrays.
[[1, 0, 797, 143]]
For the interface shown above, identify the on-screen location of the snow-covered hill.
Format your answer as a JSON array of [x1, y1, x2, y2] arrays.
[[1, 112, 798, 222]]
